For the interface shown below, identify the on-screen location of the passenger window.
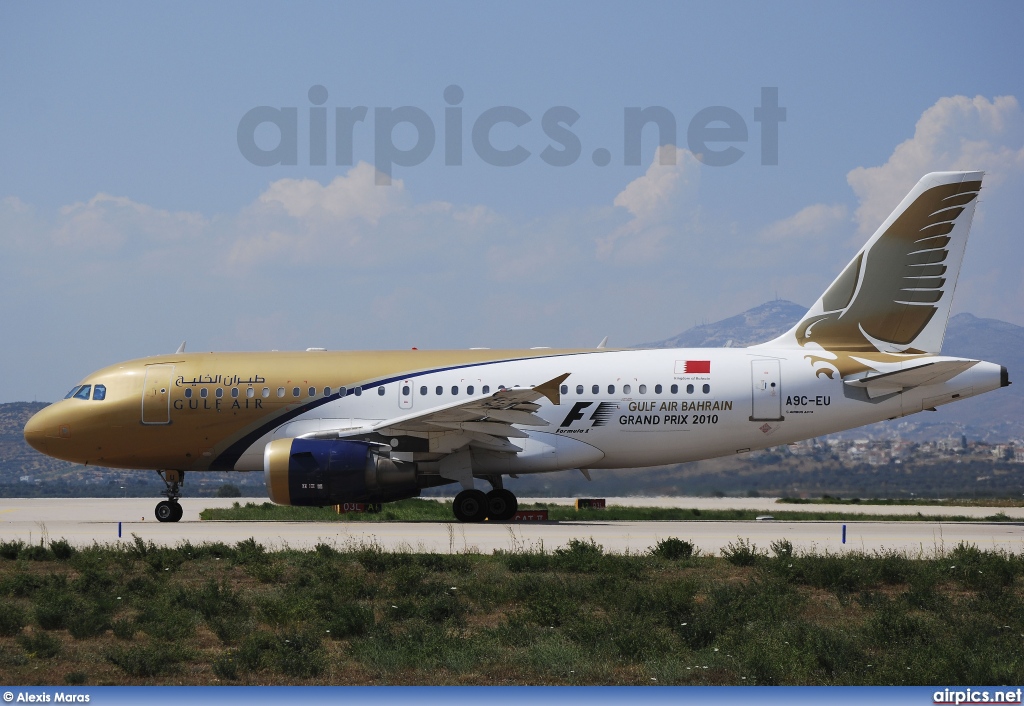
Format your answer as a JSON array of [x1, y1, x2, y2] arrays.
[[451, 386, 459, 395], [216, 388, 223, 398], [608, 385, 615, 394], [64, 386, 81, 399], [184, 388, 192, 399], [377, 386, 385, 396], [277, 387, 285, 397], [703, 384, 711, 394], [686, 384, 694, 394], [308, 387, 316, 397], [592, 384, 599, 394], [420, 386, 427, 396], [354, 388, 362, 396], [324, 387, 331, 396], [402, 385, 410, 396], [639, 384, 647, 394], [73, 385, 91, 400], [292, 387, 300, 397], [482, 385, 490, 394], [200, 388, 208, 399], [576, 385, 584, 394], [623, 384, 631, 394], [338, 386, 347, 396], [262, 388, 270, 398], [671, 384, 678, 394], [247, 388, 255, 398], [231, 388, 239, 398], [560, 385, 568, 394], [436, 386, 443, 395], [92, 385, 106, 401], [655, 384, 662, 394], [467, 385, 475, 395]]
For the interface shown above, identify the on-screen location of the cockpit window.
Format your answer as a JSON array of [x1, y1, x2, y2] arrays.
[[64, 386, 82, 399], [93, 385, 107, 401], [73, 385, 92, 400]]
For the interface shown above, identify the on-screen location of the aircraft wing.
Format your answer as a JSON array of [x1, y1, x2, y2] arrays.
[[844, 359, 978, 398], [300, 373, 569, 454]]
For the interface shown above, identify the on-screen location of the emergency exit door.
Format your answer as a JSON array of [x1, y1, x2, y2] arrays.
[[750, 360, 783, 422]]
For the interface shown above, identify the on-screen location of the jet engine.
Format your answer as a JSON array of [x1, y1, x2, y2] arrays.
[[264, 438, 419, 506]]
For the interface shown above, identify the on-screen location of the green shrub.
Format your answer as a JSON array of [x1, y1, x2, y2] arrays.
[[324, 602, 375, 638], [49, 539, 76, 561], [274, 630, 326, 678], [502, 550, 551, 572], [63, 671, 87, 685], [770, 539, 794, 559], [111, 617, 136, 640], [650, 537, 695, 560], [68, 609, 110, 639], [722, 538, 762, 566], [553, 539, 604, 572], [0, 601, 27, 636], [21, 544, 54, 561], [0, 540, 25, 560], [18, 631, 62, 659], [212, 650, 241, 680], [34, 588, 82, 630], [105, 643, 188, 677]]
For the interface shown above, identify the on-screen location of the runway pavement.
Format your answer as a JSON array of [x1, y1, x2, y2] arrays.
[[1, 497, 1021, 556]]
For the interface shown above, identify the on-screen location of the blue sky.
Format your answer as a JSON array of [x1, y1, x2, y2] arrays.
[[2, 2, 1023, 401]]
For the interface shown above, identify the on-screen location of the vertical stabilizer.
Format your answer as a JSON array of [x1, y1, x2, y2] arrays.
[[761, 171, 983, 355]]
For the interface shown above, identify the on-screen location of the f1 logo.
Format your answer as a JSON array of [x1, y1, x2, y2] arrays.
[[560, 401, 593, 427]]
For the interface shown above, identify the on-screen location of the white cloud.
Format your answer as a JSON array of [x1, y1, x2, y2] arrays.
[[257, 162, 405, 226], [759, 203, 848, 242], [847, 95, 1024, 236], [53, 193, 206, 251], [598, 145, 701, 260]]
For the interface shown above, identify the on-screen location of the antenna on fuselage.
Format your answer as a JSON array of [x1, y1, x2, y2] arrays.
[[175, 341, 186, 354], [596, 336, 608, 349]]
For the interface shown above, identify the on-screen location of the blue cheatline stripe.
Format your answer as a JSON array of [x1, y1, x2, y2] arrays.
[[0, 687, 966, 705], [208, 350, 592, 471]]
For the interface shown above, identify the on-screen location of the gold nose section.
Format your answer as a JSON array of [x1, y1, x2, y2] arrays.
[[23, 405, 62, 454], [24, 409, 49, 453]]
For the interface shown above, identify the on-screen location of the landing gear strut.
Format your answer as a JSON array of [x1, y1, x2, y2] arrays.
[[155, 470, 184, 522]]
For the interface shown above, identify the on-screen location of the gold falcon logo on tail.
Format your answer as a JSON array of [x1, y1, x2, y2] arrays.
[[762, 171, 983, 378]]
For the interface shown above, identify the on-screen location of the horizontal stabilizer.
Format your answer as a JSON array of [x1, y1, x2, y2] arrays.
[[844, 359, 978, 398]]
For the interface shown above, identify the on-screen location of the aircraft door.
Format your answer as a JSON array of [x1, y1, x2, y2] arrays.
[[750, 360, 783, 422], [399, 379, 413, 409], [142, 364, 174, 425]]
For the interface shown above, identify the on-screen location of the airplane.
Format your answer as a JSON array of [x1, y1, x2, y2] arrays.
[[23, 171, 1010, 523]]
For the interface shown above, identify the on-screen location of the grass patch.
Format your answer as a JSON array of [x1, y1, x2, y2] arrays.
[[0, 537, 1021, 684], [778, 496, 1024, 508], [200, 498, 1014, 523]]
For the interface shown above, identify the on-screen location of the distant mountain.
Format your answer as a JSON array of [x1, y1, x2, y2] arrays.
[[638, 300, 806, 348], [637, 303, 1024, 441]]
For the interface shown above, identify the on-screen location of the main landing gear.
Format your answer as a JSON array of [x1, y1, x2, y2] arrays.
[[155, 470, 184, 523], [453, 487, 518, 523]]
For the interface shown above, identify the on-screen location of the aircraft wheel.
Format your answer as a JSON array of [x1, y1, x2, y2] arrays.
[[155, 500, 177, 523], [486, 489, 518, 521], [171, 502, 184, 522], [453, 489, 488, 523]]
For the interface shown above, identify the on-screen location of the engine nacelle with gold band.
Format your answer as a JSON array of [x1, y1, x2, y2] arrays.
[[263, 438, 419, 506]]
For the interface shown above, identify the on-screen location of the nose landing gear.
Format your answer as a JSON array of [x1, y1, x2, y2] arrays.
[[155, 470, 184, 522]]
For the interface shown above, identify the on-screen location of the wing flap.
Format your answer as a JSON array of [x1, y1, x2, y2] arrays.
[[371, 373, 570, 454]]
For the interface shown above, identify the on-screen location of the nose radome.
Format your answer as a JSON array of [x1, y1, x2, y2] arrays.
[[24, 406, 54, 453]]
